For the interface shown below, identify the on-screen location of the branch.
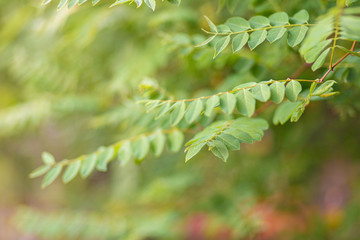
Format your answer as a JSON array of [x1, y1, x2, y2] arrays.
[[319, 41, 357, 83]]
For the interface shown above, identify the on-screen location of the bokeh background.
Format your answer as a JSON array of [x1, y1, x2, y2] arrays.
[[1, 0, 360, 239]]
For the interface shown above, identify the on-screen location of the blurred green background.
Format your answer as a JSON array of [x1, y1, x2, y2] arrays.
[[1, 0, 360, 239]]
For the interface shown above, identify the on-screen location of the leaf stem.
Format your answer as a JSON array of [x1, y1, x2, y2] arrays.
[[139, 79, 317, 104], [201, 23, 314, 36], [56, 128, 183, 167]]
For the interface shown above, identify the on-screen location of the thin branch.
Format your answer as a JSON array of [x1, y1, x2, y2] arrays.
[[201, 23, 314, 36], [139, 79, 317, 104], [56, 128, 184, 167], [319, 41, 357, 83]]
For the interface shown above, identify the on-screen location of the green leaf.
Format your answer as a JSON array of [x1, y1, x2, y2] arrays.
[[62, 160, 81, 183], [217, 133, 240, 150], [225, 17, 250, 31], [214, 36, 231, 58], [80, 154, 97, 178], [145, 100, 161, 112], [290, 104, 305, 122], [96, 147, 115, 172], [216, 25, 231, 33], [42, 152, 55, 165], [42, 0, 53, 5], [196, 35, 216, 48], [167, 129, 184, 152], [236, 90, 256, 117], [310, 81, 318, 94], [79, 0, 88, 5], [209, 140, 229, 162], [249, 16, 270, 29], [185, 99, 203, 124], [311, 48, 330, 71], [167, 0, 181, 6], [185, 142, 206, 162], [29, 165, 51, 179], [204, 16, 217, 33], [285, 80, 302, 102], [150, 130, 166, 157], [341, 16, 360, 41], [92, 0, 101, 5], [57, 0, 69, 9], [132, 135, 150, 160], [251, 84, 270, 102], [155, 102, 172, 119], [273, 101, 301, 125], [68, 0, 79, 8], [234, 82, 257, 89], [117, 141, 132, 166], [232, 33, 249, 52], [313, 80, 336, 96], [248, 30, 267, 50], [267, 28, 287, 43], [288, 26, 308, 47], [134, 0, 142, 7], [144, 0, 156, 11], [224, 129, 253, 143], [204, 95, 219, 117], [304, 40, 331, 63], [170, 101, 186, 126], [220, 93, 236, 114], [269, 12, 289, 26], [292, 9, 309, 24], [41, 165, 62, 188], [270, 82, 285, 104]]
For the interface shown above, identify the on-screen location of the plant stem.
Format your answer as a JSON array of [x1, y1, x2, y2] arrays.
[[319, 41, 357, 83]]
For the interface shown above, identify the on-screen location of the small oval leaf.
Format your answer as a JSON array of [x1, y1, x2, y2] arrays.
[[42, 152, 55, 165], [214, 36, 231, 58], [270, 82, 285, 104], [96, 147, 115, 172], [220, 93, 236, 114], [80, 154, 97, 178], [288, 26, 308, 47], [150, 130, 166, 157], [225, 17, 250, 31], [171, 101, 186, 126], [249, 16, 270, 29], [62, 160, 81, 183], [204, 95, 220, 117], [118, 141, 132, 166], [209, 140, 229, 162], [311, 48, 330, 71], [267, 28, 287, 43], [285, 80, 302, 102], [144, 0, 156, 11], [132, 135, 150, 160], [30, 165, 51, 179], [269, 12, 289, 26], [167, 129, 184, 152], [248, 30, 267, 50], [232, 33, 249, 52], [236, 90, 256, 117], [185, 142, 206, 162], [251, 84, 270, 102], [185, 99, 203, 124], [41, 165, 62, 188]]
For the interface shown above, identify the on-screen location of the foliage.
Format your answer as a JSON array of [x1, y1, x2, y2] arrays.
[[1, 0, 360, 239], [42, 0, 180, 11]]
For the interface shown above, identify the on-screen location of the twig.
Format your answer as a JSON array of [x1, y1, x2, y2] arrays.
[[319, 41, 357, 83]]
